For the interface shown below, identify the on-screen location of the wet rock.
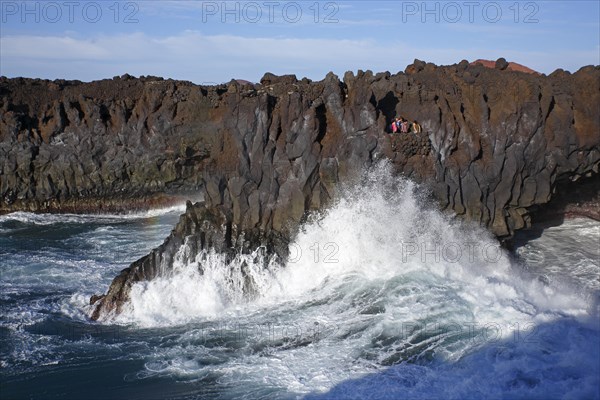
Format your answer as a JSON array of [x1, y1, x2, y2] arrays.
[[1, 62, 598, 319], [89, 294, 105, 305]]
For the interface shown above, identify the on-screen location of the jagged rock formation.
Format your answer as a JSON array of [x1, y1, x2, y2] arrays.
[[2, 60, 598, 319], [0, 75, 210, 213]]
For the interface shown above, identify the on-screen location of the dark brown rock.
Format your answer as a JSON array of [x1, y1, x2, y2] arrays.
[[89, 294, 105, 305], [405, 59, 426, 74], [260, 72, 298, 86], [1, 64, 598, 320], [495, 57, 509, 70]]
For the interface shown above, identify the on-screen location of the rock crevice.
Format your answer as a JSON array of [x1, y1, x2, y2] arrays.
[[1, 62, 598, 319]]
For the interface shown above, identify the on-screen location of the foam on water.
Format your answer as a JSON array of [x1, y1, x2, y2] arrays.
[[109, 163, 598, 397], [0, 206, 184, 374], [515, 218, 600, 291], [0, 204, 187, 226], [122, 164, 591, 329], [2, 165, 598, 399]]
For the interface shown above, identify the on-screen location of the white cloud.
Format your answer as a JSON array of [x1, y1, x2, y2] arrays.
[[0, 31, 597, 83], [0, 31, 399, 82], [1, 35, 111, 60]]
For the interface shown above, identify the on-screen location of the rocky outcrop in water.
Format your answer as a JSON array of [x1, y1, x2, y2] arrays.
[[2, 60, 598, 319]]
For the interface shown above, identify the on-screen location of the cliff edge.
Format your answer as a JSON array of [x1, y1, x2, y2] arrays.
[[1, 59, 598, 319]]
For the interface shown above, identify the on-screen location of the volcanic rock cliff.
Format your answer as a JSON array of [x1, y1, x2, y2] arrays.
[[1, 60, 598, 319]]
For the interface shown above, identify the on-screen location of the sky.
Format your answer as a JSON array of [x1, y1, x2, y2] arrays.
[[0, 0, 599, 83]]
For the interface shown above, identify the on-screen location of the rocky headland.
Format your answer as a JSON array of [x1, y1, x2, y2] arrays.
[[1, 59, 598, 319]]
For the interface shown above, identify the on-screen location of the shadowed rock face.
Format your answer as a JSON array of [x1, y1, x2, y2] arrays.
[[0, 75, 211, 213], [2, 61, 598, 319]]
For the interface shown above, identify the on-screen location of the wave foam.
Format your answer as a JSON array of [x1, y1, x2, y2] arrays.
[[0, 205, 187, 226], [120, 163, 592, 332]]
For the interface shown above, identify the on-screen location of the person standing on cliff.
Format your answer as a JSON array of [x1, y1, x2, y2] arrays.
[[390, 118, 398, 134], [400, 118, 410, 134]]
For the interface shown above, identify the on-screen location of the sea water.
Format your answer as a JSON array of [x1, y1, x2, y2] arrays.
[[1, 166, 598, 399]]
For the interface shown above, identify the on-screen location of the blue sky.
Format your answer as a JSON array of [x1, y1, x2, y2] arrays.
[[1, 1, 598, 83]]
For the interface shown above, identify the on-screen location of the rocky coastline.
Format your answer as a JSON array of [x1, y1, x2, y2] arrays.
[[2, 59, 598, 320]]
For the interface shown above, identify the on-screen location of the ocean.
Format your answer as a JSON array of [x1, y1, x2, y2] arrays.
[[1, 167, 599, 399]]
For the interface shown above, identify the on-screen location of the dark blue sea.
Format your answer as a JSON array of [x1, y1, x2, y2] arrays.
[[1, 169, 599, 399]]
